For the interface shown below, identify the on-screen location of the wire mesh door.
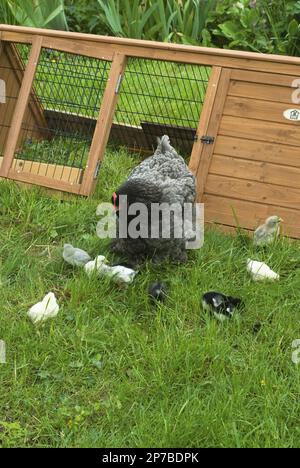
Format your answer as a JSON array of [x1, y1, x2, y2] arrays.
[[0, 42, 32, 173], [110, 57, 211, 157], [0, 37, 118, 195]]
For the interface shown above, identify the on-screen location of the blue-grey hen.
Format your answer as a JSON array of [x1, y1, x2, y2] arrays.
[[111, 135, 196, 264]]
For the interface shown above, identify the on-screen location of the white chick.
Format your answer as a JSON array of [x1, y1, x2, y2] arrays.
[[247, 259, 280, 281], [28, 292, 59, 324], [63, 244, 91, 267], [84, 255, 108, 276], [254, 216, 283, 247], [84, 256, 137, 284], [104, 264, 137, 285]]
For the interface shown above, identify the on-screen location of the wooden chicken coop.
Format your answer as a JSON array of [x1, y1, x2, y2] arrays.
[[1, 25, 300, 238]]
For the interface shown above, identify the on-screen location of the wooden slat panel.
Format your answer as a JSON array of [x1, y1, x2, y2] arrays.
[[192, 68, 231, 201], [214, 135, 300, 168], [219, 115, 300, 146], [224, 96, 300, 125], [4, 25, 300, 75], [210, 154, 300, 190], [205, 174, 300, 210], [230, 69, 300, 86], [228, 81, 294, 104], [1, 155, 83, 185], [7, 168, 82, 194], [203, 194, 300, 238]]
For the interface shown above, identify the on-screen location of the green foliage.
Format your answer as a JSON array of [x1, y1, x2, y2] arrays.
[[2, 147, 300, 447], [65, 0, 106, 34], [95, 0, 217, 44], [208, 0, 300, 55], [1, 0, 68, 30], [0, 0, 17, 24]]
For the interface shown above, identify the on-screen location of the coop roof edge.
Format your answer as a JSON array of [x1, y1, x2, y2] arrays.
[[1, 25, 300, 73]]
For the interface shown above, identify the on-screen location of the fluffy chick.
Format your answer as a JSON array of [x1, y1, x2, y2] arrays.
[[254, 216, 282, 247]]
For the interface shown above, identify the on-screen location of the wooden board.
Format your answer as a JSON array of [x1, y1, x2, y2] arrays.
[[196, 68, 300, 238], [203, 194, 300, 238], [214, 135, 300, 168], [4, 25, 300, 76]]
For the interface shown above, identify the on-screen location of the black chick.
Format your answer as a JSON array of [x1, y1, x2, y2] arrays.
[[148, 282, 168, 304], [202, 291, 244, 322]]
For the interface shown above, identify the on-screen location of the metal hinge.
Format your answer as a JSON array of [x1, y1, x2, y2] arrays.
[[115, 73, 123, 94], [200, 135, 215, 144], [94, 161, 101, 179]]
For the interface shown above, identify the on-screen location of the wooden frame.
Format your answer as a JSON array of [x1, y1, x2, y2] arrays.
[[1, 26, 300, 238]]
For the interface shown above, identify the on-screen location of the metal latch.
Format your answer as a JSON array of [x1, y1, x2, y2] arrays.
[[115, 74, 123, 94], [200, 135, 215, 144]]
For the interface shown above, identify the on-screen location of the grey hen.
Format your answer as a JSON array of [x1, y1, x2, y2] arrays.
[[110, 135, 196, 264]]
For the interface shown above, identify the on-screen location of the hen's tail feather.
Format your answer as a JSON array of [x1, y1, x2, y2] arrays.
[[156, 135, 176, 155]]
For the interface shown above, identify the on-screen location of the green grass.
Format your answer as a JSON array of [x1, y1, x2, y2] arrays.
[[1, 147, 300, 448]]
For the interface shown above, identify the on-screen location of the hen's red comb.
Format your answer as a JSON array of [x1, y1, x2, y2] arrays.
[[112, 192, 117, 209]]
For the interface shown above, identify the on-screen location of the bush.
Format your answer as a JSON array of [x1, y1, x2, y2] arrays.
[[207, 0, 300, 55]]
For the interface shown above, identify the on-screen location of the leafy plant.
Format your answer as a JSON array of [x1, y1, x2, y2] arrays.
[[65, 0, 105, 34], [96, 0, 159, 39], [5, 0, 69, 30], [0, 0, 17, 24], [95, 0, 217, 43], [159, 0, 218, 45], [208, 0, 300, 55]]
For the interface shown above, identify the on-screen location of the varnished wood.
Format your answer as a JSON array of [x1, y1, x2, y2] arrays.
[[205, 173, 300, 210], [80, 53, 127, 195], [224, 95, 300, 125], [189, 66, 221, 175], [204, 194, 300, 238], [210, 154, 300, 190], [0, 36, 42, 177], [3, 25, 300, 76], [214, 135, 300, 168], [194, 68, 231, 201], [219, 115, 300, 147]]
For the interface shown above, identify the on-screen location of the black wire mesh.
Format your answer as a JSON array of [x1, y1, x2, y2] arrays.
[[0, 42, 211, 186], [12, 45, 110, 183], [112, 58, 211, 155]]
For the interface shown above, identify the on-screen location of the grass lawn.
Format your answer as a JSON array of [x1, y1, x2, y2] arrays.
[[1, 146, 300, 448]]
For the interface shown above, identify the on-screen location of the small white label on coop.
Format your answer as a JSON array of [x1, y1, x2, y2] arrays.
[[283, 109, 300, 121]]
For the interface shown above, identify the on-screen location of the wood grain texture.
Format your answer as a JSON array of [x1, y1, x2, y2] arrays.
[[203, 194, 300, 238], [0, 36, 42, 177], [205, 174, 300, 210], [214, 135, 300, 168], [224, 96, 300, 125], [219, 115, 300, 146], [228, 81, 295, 104], [79, 53, 127, 196], [2, 26, 300, 75], [189, 66, 221, 175], [194, 68, 231, 201], [210, 155, 300, 190]]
